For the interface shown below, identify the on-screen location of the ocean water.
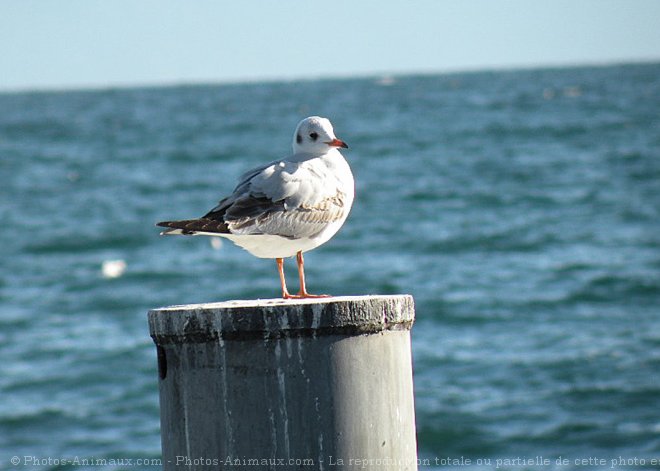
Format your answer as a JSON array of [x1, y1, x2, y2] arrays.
[[1, 63, 659, 470]]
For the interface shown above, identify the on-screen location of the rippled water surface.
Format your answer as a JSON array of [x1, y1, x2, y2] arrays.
[[1, 63, 659, 469]]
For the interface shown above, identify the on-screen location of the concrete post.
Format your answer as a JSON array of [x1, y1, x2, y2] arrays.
[[148, 295, 417, 470]]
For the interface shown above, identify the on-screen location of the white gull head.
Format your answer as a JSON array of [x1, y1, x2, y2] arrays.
[[292, 116, 348, 155]]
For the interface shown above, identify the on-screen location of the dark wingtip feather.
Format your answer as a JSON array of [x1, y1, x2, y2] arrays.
[[155, 218, 230, 234]]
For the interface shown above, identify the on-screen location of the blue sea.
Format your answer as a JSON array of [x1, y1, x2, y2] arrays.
[[1, 63, 659, 470]]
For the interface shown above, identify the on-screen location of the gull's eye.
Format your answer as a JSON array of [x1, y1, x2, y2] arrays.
[[309, 132, 319, 141]]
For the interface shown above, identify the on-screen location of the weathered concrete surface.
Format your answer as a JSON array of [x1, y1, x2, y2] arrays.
[[149, 295, 417, 470]]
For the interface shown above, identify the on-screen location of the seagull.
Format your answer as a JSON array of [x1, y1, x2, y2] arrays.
[[157, 116, 354, 299]]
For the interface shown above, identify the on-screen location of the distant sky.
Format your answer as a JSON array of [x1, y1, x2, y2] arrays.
[[1, 0, 659, 91]]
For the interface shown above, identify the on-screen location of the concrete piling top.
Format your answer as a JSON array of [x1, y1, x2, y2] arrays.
[[148, 294, 415, 344]]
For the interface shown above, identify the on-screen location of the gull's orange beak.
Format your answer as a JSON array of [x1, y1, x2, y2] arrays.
[[326, 138, 348, 149]]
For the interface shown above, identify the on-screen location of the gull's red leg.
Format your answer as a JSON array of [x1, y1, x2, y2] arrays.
[[295, 251, 329, 298], [277, 258, 294, 299]]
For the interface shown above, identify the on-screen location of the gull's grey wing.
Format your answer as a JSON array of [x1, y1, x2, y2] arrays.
[[225, 190, 347, 238], [203, 157, 346, 239], [238, 157, 338, 207]]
